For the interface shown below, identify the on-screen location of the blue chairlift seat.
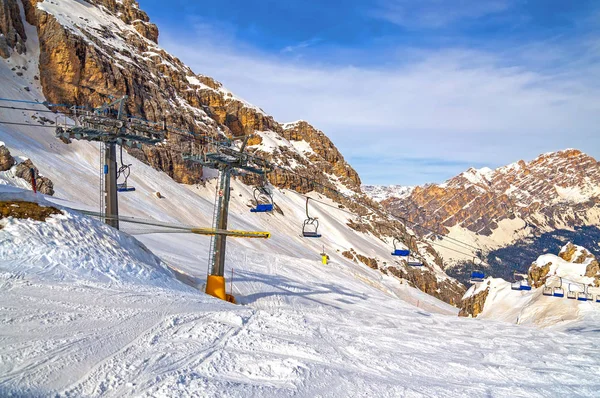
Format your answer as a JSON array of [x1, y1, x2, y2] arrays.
[[303, 231, 322, 238], [596, 295, 600, 303], [392, 249, 411, 257], [470, 271, 485, 282], [117, 183, 136, 193], [520, 281, 532, 291], [251, 203, 273, 213], [553, 287, 564, 298], [577, 292, 588, 302]]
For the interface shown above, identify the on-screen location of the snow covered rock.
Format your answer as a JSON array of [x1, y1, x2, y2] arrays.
[[0, 194, 180, 289], [461, 243, 600, 326]]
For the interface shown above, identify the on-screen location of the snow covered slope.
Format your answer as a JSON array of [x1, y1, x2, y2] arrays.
[[2, 186, 600, 396]]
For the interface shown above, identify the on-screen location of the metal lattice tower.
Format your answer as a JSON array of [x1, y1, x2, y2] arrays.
[[183, 135, 273, 301], [55, 96, 166, 230]]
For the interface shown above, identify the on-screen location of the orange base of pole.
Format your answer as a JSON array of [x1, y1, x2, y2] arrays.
[[206, 275, 236, 304]]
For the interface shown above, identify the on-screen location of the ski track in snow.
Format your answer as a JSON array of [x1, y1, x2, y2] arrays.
[[2, 229, 600, 397]]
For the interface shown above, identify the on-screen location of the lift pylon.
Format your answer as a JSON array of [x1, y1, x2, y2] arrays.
[[183, 135, 273, 303], [56, 96, 166, 230]]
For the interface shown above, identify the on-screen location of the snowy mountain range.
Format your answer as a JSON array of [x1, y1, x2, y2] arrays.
[[376, 150, 600, 273]]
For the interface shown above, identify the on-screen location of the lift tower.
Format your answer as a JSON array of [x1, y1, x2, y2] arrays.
[[56, 97, 165, 229], [184, 135, 272, 302]]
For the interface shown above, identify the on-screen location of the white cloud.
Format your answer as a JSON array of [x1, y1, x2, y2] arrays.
[[371, 0, 512, 28], [159, 31, 600, 185]]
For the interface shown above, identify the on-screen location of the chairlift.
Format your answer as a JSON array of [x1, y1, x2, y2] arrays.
[[577, 292, 588, 302], [596, 295, 600, 303], [552, 277, 564, 297], [470, 271, 485, 283], [250, 185, 274, 213], [567, 284, 577, 300], [302, 197, 321, 238], [391, 238, 410, 257], [511, 271, 531, 291], [407, 256, 424, 267], [542, 286, 553, 296], [116, 146, 135, 193]]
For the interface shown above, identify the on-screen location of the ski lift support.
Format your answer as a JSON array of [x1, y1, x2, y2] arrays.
[[183, 134, 273, 303], [55, 96, 165, 229]]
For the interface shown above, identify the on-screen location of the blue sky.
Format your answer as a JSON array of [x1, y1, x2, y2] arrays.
[[139, 0, 600, 186]]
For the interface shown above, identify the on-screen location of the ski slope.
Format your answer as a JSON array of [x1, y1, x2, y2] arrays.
[[2, 186, 600, 396]]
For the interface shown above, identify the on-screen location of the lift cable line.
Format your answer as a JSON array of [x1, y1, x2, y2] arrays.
[[0, 113, 482, 257], [0, 97, 488, 282]]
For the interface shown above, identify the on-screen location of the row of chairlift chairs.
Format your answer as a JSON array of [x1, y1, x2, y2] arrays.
[[249, 186, 322, 238], [541, 277, 599, 302]]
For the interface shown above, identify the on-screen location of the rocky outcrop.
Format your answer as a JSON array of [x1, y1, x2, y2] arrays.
[[387, 266, 465, 306], [459, 284, 490, 317], [0, 0, 27, 58], [14, 159, 54, 196], [281, 121, 361, 191], [528, 260, 551, 288], [0, 200, 61, 225], [0, 145, 15, 170]]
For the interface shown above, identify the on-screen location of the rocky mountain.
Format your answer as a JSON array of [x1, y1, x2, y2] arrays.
[[0, 0, 467, 304], [380, 150, 600, 260]]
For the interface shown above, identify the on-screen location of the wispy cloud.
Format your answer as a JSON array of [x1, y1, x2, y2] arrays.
[[282, 37, 322, 53], [159, 15, 600, 186], [371, 0, 513, 29]]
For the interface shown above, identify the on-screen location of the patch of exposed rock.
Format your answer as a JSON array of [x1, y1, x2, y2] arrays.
[[0, 145, 15, 170], [14, 159, 54, 196], [459, 283, 490, 317]]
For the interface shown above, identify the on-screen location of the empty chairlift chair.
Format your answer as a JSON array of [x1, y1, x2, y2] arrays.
[[552, 277, 565, 297], [470, 271, 485, 283], [116, 152, 135, 193], [391, 238, 410, 257], [407, 256, 424, 267], [302, 197, 321, 238], [596, 295, 600, 303], [512, 271, 531, 291], [578, 285, 593, 301], [567, 284, 577, 300], [250, 186, 274, 213]]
